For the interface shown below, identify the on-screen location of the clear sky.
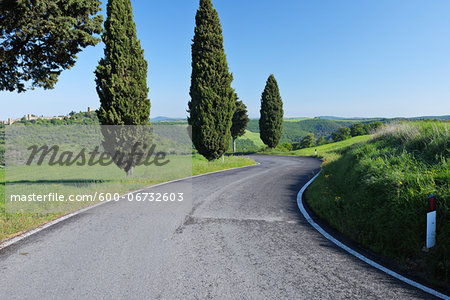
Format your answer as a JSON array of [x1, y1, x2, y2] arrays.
[[2, 0, 450, 121]]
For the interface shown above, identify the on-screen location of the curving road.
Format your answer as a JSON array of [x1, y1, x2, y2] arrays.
[[0, 155, 436, 299]]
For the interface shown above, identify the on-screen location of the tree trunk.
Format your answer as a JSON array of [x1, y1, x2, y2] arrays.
[[126, 166, 134, 177], [233, 138, 236, 153]]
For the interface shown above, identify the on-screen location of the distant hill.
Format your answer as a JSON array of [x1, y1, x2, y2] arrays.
[[315, 115, 450, 121], [407, 115, 450, 120], [315, 116, 360, 120], [150, 116, 186, 122], [247, 118, 362, 142]]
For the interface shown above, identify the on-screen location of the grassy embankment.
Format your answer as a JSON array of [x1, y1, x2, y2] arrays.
[[0, 154, 255, 242], [241, 130, 265, 148], [306, 121, 449, 288], [259, 135, 372, 159]]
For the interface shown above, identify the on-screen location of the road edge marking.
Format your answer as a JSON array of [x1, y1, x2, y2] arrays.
[[297, 171, 449, 300], [0, 161, 260, 250]]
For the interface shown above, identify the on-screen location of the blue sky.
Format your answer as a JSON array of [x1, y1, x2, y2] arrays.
[[2, 0, 450, 120]]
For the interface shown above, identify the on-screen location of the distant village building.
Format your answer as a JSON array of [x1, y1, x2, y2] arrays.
[[3, 114, 64, 125], [2, 107, 95, 125]]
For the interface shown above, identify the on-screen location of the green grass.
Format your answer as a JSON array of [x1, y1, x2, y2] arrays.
[[292, 135, 371, 158], [305, 121, 449, 288], [192, 154, 255, 175], [0, 168, 4, 208], [0, 155, 255, 242], [241, 130, 265, 148], [283, 118, 309, 122], [258, 135, 372, 160], [238, 130, 265, 148]]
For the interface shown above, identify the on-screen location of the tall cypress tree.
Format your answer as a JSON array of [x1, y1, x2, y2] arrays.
[[95, 0, 150, 176], [259, 74, 284, 148], [95, 0, 149, 126], [231, 94, 249, 153], [188, 0, 235, 161]]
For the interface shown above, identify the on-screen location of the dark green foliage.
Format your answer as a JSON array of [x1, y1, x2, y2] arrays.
[[95, 0, 150, 175], [231, 94, 249, 152], [259, 74, 283, 148], [291, 142, 301, 150], [300, 133, 315, 149], [188, 0, 235, 161], [332, 127, 351, 142], [350, 123, 368, 137], [316, 136, 327, 146], [95, 0, 150, 126], [231, 95, 249, 140], [0, 0, 103, 92]]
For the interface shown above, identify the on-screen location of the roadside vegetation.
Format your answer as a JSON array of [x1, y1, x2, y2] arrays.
[[259, 135, 371, 159], [192, 154, 254, 175], [305, 121, 449, 288]]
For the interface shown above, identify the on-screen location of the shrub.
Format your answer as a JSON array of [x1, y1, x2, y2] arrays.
[[316, 136, 327, 146], [292, 142, 301, 150], [350, 123, 368, 136], [300, 133, 315, 148], [276, 142, 293, 152], [332, 127, 351, 142]]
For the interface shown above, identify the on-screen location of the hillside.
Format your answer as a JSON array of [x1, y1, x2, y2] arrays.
[[305, 121, 449, 289], [247, 118, 362, 142]]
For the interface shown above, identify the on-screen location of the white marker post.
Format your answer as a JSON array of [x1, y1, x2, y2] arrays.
[[426, 195, 436, 249]]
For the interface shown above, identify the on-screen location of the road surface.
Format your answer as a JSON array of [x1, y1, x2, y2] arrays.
[[0, 155, 435, 299]]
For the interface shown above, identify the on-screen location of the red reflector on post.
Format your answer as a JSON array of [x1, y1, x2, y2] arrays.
[[427, 195, 436, 212]]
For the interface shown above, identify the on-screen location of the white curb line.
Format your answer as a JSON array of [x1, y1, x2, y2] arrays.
[[0, 161, 260, 250], [297, 171, 449, 300]]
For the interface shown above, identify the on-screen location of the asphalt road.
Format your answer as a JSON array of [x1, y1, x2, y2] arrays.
[[0, 155, 435, 299]]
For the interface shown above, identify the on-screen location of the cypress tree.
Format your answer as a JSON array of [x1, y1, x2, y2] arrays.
[[95, 0, 150, 176], [95, 0, 149, 126], [259, 74, 284, 148], [188, 0, 235, 161], [231, 94, 249, 153]]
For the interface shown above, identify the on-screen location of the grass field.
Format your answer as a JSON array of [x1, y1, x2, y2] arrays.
[[283, 118, 309, 122], [240, 130, 265, 148], [0, 154, 255, 242], [305, 121, 449, 288], [259, 135, 372, 159]]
